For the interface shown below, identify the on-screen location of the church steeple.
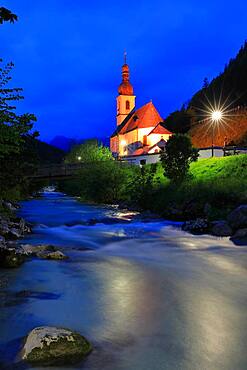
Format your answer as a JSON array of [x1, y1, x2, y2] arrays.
[[118, 52, 134, 96], [116, 52, 136, 126]]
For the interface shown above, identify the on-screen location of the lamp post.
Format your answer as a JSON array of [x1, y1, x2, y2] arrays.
[[211, 110, 222, 157]]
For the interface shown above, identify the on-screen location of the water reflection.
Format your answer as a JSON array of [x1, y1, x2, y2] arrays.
[[0, 192, 246, 370]]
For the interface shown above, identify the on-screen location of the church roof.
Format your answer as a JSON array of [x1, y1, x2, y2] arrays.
[[147, 138, 167, 152], [110, 109, 135, 138], [115, 101, 163, 136], [148, 123, 172, 135]]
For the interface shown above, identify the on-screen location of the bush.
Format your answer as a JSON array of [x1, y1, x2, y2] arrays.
[[160, 134, 198, 183]]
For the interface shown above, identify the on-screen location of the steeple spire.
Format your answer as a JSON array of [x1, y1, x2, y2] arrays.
[[118, 51, 134, 95]]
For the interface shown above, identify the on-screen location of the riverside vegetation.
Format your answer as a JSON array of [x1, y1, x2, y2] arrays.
[[59, 140, 247, 238]]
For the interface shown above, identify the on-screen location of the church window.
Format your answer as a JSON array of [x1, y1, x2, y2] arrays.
[[126, 100, 130, 110]]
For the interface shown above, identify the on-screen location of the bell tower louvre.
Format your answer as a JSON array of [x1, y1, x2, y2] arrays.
[[116, 52, 136, 126]]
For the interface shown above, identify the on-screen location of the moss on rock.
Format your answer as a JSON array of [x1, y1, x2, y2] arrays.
[[22, 326, 92, 366]]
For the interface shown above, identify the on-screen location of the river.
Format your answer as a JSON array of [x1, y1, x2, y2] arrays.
[[0, 192, 246, 369]]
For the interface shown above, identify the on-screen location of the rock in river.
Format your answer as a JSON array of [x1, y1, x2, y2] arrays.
[[211, 220, 233, 237], [22, 326, 92, 366], [182, 218, 209, 234], [38, 250, 69, 260], [227, 205, 247, 230]]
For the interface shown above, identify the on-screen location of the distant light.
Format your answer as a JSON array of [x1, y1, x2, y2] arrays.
[[211, 110, 222, 122], [120, 140, 126, 146], [77, 156, 81, 161]]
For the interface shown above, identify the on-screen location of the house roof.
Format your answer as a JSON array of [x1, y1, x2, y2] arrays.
[[148, 123, 172, 136], [147, 138, 167, 153], [111, 101, 163, 138]]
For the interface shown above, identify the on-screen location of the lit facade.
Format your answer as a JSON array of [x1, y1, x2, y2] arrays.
[[110, 57, 172, 163]]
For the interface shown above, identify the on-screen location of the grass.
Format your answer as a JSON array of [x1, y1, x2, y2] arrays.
[[151, 155, 247, 220], [155, 154, 247, 183]]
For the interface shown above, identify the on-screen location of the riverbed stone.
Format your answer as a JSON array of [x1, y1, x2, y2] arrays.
[[211, 221, 233, 237], [22, 326, 92, 366], [20, 244, 57, 256], [232, 228, 247, 239], [182, 218, 209, 234], [38, 250, 69, 260], [227, 205, 247, 230]]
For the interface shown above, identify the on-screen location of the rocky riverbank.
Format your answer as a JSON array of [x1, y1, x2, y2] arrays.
[[0, 200, 69, 268], [181, 204, 247, 244], [118, 201, 247, 243]]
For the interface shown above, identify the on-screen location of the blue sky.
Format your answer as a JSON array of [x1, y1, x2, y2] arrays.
[[1, 0, 246, 141]]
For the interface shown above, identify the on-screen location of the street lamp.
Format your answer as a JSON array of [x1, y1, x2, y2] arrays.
[[211, 110, 222, 156], [77, 156, 81, 161]]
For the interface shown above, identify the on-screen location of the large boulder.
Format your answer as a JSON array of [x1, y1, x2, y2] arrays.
[[227, 205, 247, 230], [20, 244, 57, 256], [230, 228, 247, 246], [182, 218, 209, 234], [20, 244, 68, 260], [37, 250, 68, 260], [22, 327, 92, 366], [211, 221, 233, 237]]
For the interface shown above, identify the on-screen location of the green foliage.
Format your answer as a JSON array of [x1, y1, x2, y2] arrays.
[[60, 161, 134, 204], [0, 59, 38, 199], [160, 134, 199, 183], [128, 164, 159, 209], [0, 7, 17, 24], [151, 155, 247, 219], [65, 140, 113, 163]]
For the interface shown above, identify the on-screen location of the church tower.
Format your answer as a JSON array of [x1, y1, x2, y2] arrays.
[[116, 52, 136, 126]]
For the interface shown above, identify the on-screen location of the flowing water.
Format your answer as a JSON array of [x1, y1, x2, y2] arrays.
[[0, 192, 246, 370]]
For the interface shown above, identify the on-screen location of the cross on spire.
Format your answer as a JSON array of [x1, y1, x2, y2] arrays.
[[124, 50, 127, 64]]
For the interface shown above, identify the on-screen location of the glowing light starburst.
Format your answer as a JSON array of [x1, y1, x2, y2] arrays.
[[211, 110, 223, 122], [191, 88, 244, 147]]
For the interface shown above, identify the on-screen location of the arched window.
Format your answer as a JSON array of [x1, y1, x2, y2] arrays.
[[126, 100, 130, 110]]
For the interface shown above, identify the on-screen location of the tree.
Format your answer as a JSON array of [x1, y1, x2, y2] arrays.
[[76, 161, 132, 203], [0, 7, 17, 24], [65, 140, 113, 163], [0, 59, 38, 198], [128, 164, 159, 209], [203, 77, 209, 88], [160, 134, 199, 183], [164, 107, 195, 134]]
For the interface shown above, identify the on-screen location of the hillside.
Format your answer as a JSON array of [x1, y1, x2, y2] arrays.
[[189, 107, 247, 147], [165, 42, 247, 147], [189, 41, 247, 111], [25, 137, 65, 164]]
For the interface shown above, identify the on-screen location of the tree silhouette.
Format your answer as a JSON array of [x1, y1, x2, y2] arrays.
[[0, 7, 17, 24]]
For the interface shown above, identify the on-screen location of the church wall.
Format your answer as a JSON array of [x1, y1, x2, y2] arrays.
[[116, 95, 136, 126], [119, 129, 139, 155], [148, 133, 171, 146], [137, 127, 155, 145], [110, 136, 119, 154]]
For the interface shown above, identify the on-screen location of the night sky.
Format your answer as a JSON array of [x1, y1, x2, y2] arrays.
[[1, 0, 246, 142]]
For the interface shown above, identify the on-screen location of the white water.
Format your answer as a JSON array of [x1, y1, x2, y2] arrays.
[[0, 192, 246, 370]]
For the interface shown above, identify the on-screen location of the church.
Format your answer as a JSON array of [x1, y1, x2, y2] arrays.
[[110, 55, 172, 164]]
